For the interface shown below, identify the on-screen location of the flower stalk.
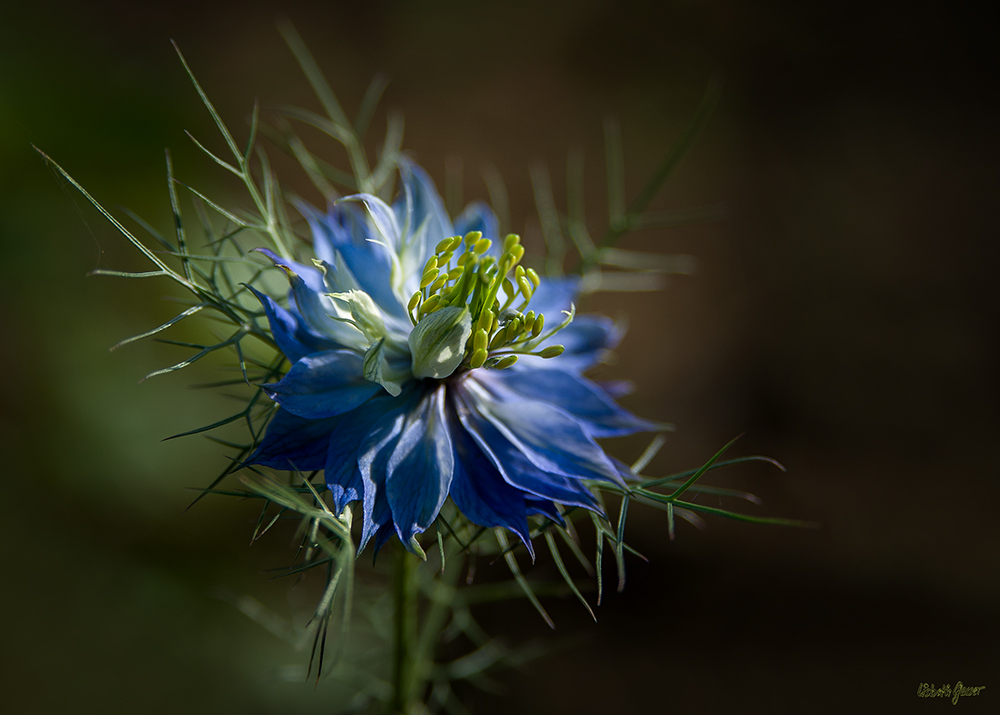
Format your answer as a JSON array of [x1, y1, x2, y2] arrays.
[[392, 547, 420, 714]]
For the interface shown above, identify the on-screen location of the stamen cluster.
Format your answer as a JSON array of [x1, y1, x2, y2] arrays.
[[407, 231, 566, 372]]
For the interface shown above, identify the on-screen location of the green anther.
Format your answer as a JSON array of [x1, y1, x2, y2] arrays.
[[419, 294, 442, 316], [435, 237, 455, 253], [531, 313, 544, 337], [438, 251, 454, 265], [471, 257, 508, 326], [503, 233, 520, 252], [457, 252, 472, 267], [476, 309, 494, 333], [469, 347, 488, 369], [502, 277, 515, 302], [473, 328, 488, 353], [423, 256, 439, 274], [407, 291, 422, 313], [447, 267, 464, 280], [510, 244, 525, 263], [488, 330, 507, 351], [515, 265, 525, 281], [473, 238, 492, 255], [522, 312, 535, 335], [538, 344, 565, 359], [493, 355, 518, 370], [491, 313, 499, 333], [429, 274, 448, 294], [464, 230, 482, 245], [501, 323, 516, 345], [517, 275, 533, 300], [526, 267, 541, 288], [421, 268, 440, 289], [477, 256, 496, 275], [447, 259, 478, 307]]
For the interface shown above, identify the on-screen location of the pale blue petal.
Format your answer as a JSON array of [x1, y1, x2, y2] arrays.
[[339, 193, 402, 251], [529, 276, 581, 320], [395, 159, 453, 251], [519, 314, 622, 373], [453, 201, 499, 242], [291, 199, 339, 267], [596, 380, 635, 399], [305, 201, 408, 317]]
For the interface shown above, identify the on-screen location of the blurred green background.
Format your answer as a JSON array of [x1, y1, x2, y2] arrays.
[[2, 1, 997, 713]]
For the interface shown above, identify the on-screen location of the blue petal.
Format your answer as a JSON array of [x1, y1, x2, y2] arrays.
[[610, 456, 640, 483], [287, 271, 367, 348], [247, 408, 341, 472], [340, 193, 403, 251], [453, 201, 499, 242], [447, 397, 533, 555], [395, 160, 453, 251], [529, 276, 581, 320], [357, 396, 417, 550], [485, 368, 662, 438], [386, 388, 455, 545], [263, 350, 382, 419], [255, 248, 368, 347], [292, 200, 339, 267], [521, 314, 622, 373], [322, 394, 398, 514], [372, 520, 398, 558], [466, 379, 624, 486], [596, 380, 634, 399], [253, 248, 326, 294], [525, 498, 565, 526], [247, 285, 334, 364], [453, 389, 601, 511], [305, 201, 408, 318]]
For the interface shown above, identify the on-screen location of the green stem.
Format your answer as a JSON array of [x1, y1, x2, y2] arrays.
[[413, 540, 463, 689], [576, 77, 722, 274], [392, 547, 419, 714]]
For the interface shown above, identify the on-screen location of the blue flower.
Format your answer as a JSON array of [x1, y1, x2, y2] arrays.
[[247, 160, 661, 556]]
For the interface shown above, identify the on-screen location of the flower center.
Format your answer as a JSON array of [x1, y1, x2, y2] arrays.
[[407, 232, 567, 375]]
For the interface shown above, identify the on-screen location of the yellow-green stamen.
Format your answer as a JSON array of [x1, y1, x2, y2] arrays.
[[407, 231, 567, 372]]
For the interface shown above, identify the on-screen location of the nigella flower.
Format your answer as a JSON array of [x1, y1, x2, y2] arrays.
[[247, 160, 662, 556]]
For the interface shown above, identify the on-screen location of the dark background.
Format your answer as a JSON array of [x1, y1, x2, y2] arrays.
[[1, 1, 997, 713]]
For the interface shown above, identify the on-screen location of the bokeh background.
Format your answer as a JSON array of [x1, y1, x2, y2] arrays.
[[1, 1, 997, 713]]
